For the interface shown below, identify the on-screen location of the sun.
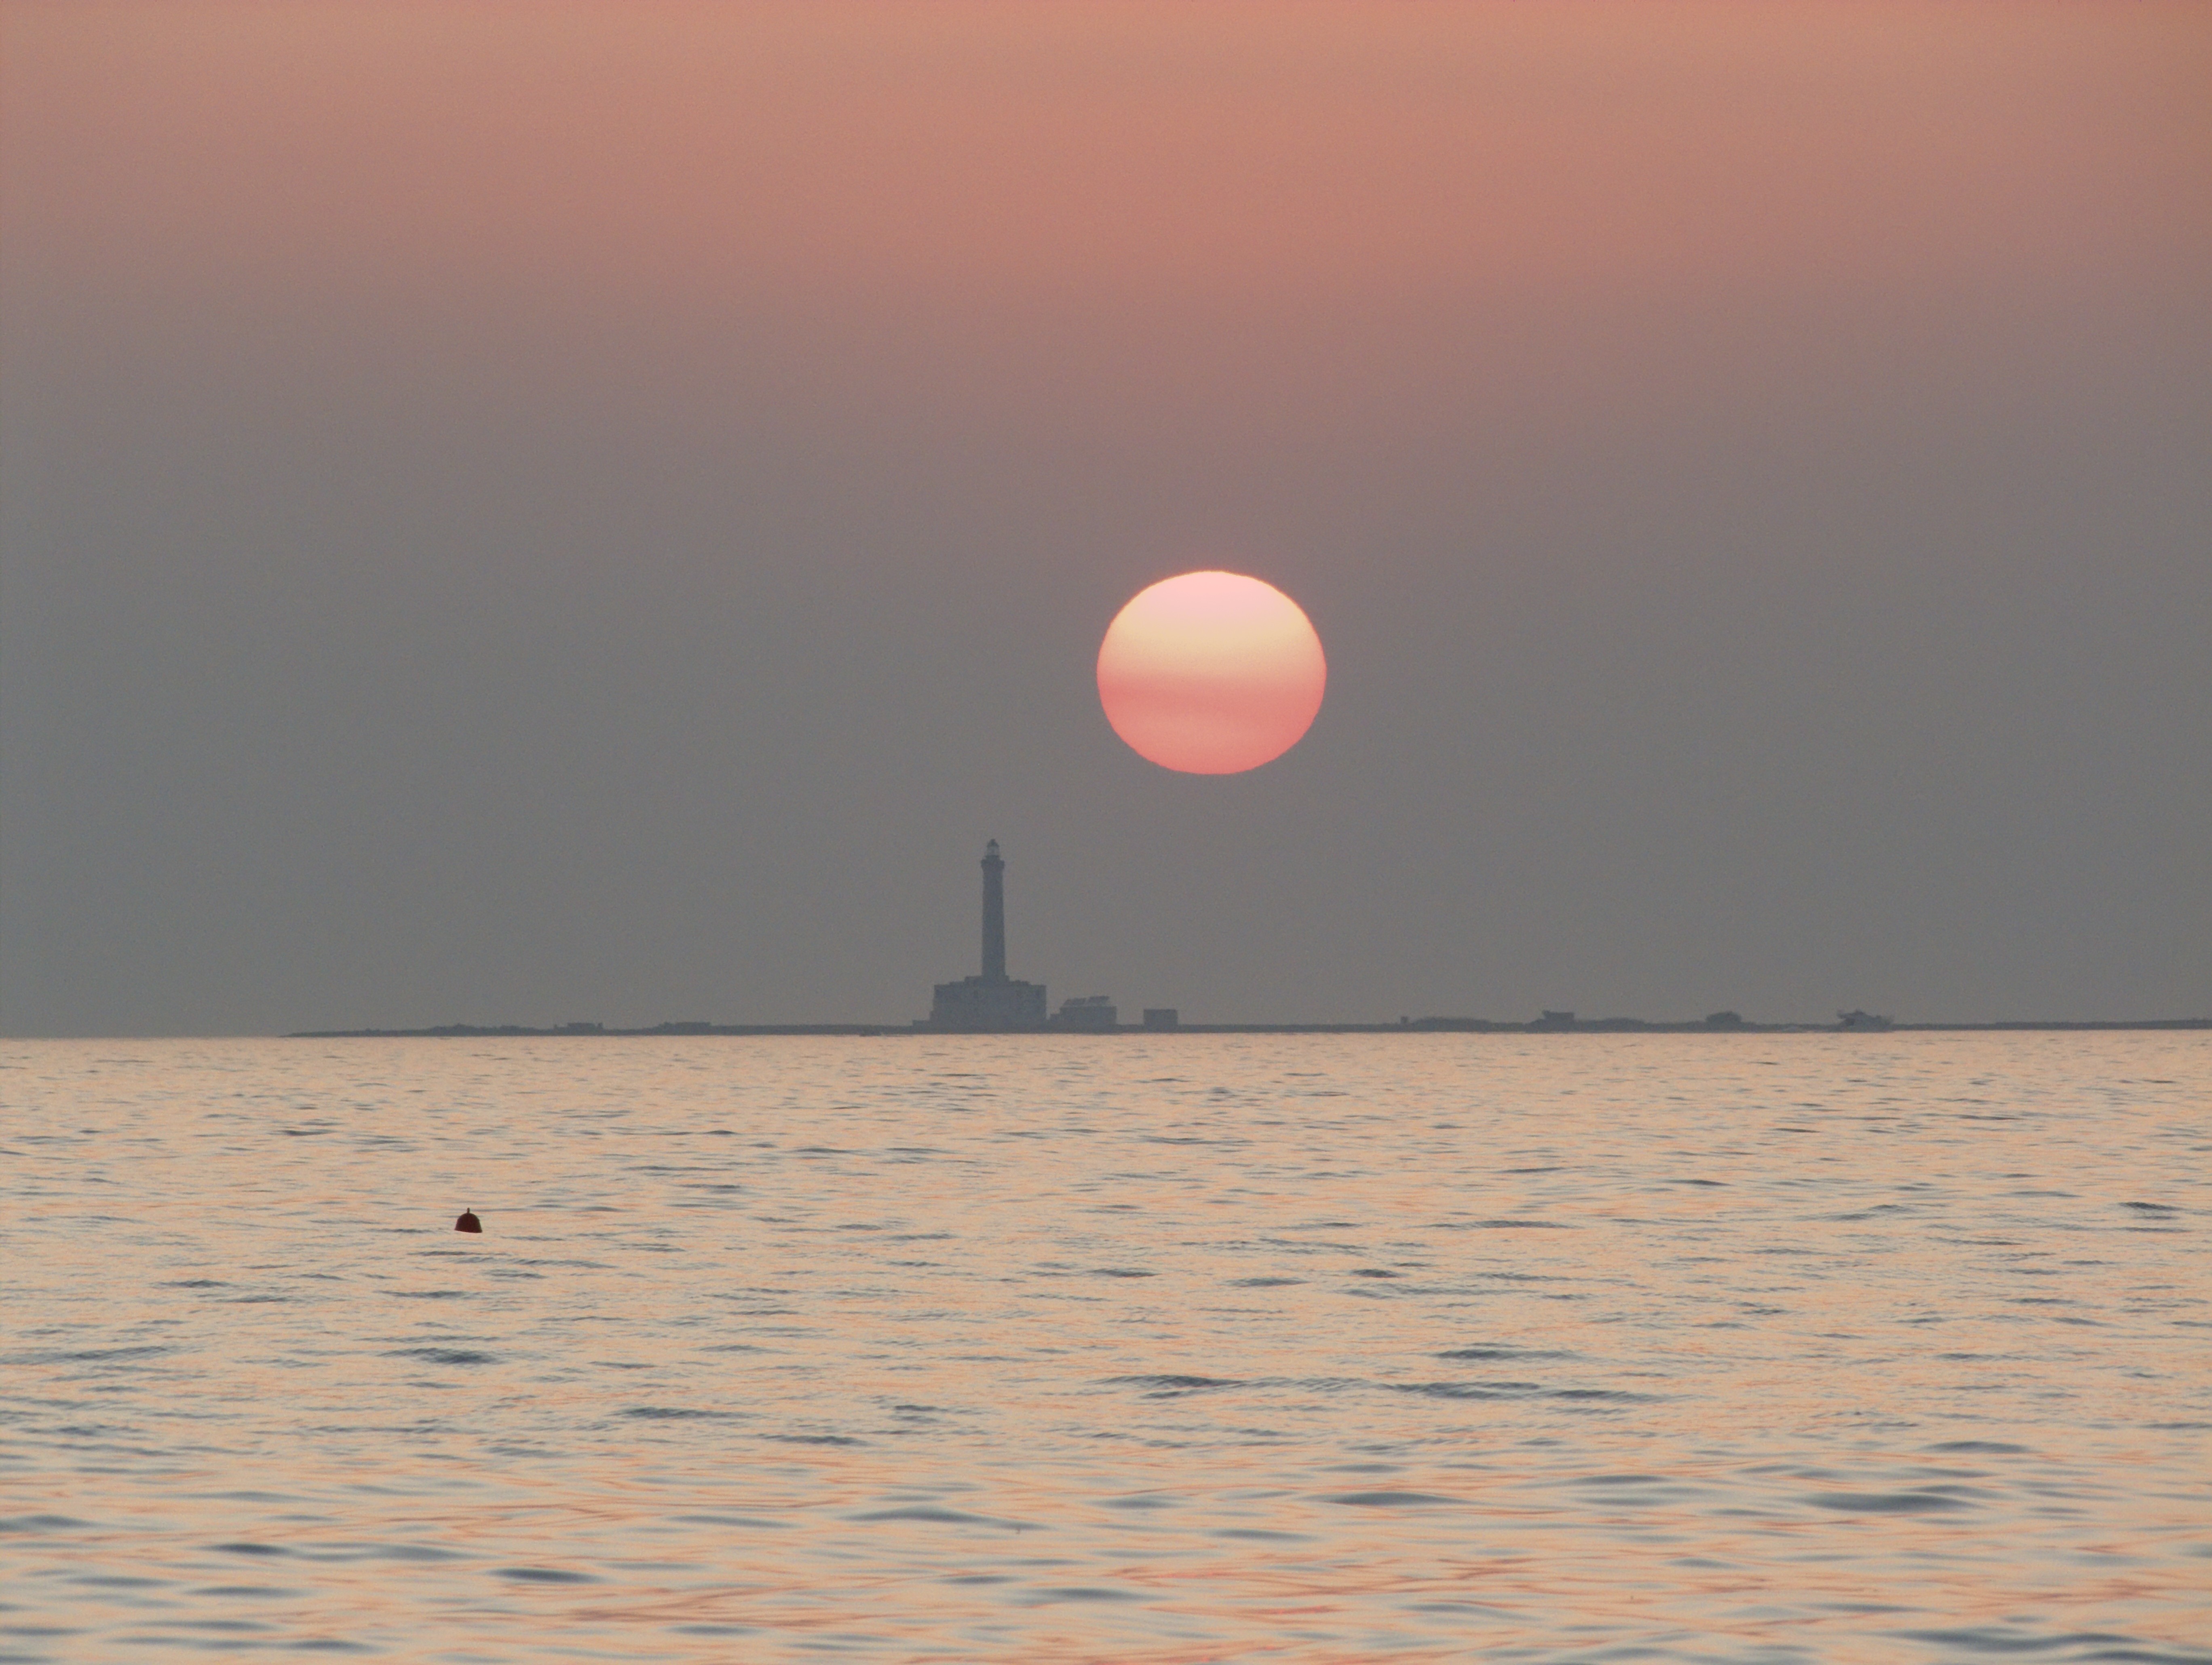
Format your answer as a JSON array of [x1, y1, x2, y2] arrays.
[[1096, 571, 1327, 774]]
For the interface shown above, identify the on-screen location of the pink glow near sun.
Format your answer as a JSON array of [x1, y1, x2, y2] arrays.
[[1095, 571, 1327, 774]]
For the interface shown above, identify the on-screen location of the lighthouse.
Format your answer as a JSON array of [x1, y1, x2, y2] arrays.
[[925, 841, 1048, 1029]]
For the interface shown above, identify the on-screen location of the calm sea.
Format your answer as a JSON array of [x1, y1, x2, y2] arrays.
[[2, 1034, 2206, 1663]]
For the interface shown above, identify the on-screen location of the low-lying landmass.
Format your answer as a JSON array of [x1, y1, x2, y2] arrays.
[[290, 1013, 2209, 1038], [279, 850, 2187, 1039]]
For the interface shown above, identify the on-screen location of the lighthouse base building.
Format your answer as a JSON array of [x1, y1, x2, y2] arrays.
[[929, 973, 1048, 1030]]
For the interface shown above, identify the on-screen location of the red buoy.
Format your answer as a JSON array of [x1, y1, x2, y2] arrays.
[[455, 1209, 482, 1233]]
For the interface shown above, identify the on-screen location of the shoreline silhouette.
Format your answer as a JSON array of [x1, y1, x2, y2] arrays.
[[289, 1016, 2210, 1039]]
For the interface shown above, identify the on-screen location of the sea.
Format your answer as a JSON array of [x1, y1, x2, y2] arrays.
[[2, 1033, 2206, 1663]]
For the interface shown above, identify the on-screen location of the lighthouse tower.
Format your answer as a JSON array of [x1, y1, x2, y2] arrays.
[[980, 839, 1007, 982], [927, 841, 1047, 1029]]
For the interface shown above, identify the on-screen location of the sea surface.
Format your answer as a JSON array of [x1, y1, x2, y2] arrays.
[[2, 1034, 2206, 1663]]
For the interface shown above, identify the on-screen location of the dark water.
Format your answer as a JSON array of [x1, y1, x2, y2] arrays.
[[3, 1034, 2206, 1661]]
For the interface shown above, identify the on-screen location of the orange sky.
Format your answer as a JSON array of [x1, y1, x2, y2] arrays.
[[11, 2, 2205, 325], [4, 2, 2207, 1029]]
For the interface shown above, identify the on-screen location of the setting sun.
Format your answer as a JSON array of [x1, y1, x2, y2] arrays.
[[1095, 570, 1326, 774]]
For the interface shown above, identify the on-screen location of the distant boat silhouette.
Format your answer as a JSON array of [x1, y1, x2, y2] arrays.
[[455, 1209, 482, 1233]]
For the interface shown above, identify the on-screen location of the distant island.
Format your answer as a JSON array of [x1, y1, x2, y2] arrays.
[[289, 846, 2206, 1039], [290, 1014, 2209, 1039]]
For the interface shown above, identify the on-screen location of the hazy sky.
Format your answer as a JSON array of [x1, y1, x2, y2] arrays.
[[3, 2, 2207, 1034]]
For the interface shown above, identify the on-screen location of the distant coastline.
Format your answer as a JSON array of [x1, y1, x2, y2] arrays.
[[267, 845, 2205, 1042], [289, 1016, 2211, 1039]]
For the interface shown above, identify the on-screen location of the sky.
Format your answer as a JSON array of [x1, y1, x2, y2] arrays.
[[2, 1, 2207, 1034]]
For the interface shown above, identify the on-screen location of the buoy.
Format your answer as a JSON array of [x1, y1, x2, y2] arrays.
[[455, 1209, 482, 1233]]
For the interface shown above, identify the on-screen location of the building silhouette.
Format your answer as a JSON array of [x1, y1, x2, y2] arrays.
[[1054, 994, 1117, 1030], [927, 841, 1049, 1029]]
